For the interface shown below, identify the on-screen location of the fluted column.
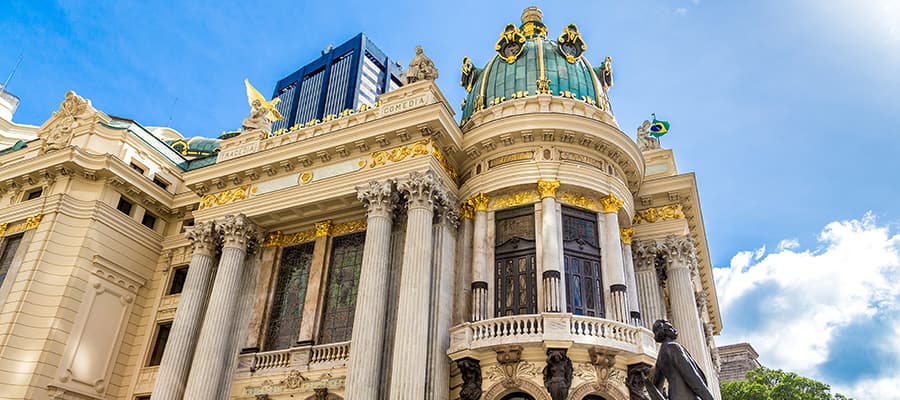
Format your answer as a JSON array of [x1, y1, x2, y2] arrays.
[[184, 214, 258, 400], [453, 202, 474, 325], [661, 235, 714, 390], [538, 179, 564, 312], [633, 239, 666, 330], [600, 193, 628, 323], [620, 228, 641, 326], [151, 221, 218, 400], [468, 193, 490, 321], [389, 171, 441, 399], [345, 180, 398, 399], [426, 200, 458, 400]]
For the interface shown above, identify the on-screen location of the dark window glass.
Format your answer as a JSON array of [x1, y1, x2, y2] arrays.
[[25, 188, 42, 200], [264, 242, 314, 350], [135, 396, 151, 400], [117, 197, 133, 215], [318, 232, 365, 344], [494, 206, 537, 317], [147, 322, 172, 366], [562, 206, 603, 317], [152, 176, 169, 190], [130, 163, 145, 175], [501, 394, 536, 400], [0, 234, 24, 286], [181, 219, 194, 233], [168, 266, 188, 295], [141, 213, 157, 229]]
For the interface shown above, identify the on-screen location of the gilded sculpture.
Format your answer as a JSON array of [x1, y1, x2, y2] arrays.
[[601, 56, 614, 89], [242, 79, 285, 137], [405, 46, 439, 84], [536, 179, 561, 199], [557, 24, 586, 63], [496, 24, 527, 63], [600, 193, 624, 213], [461, 56, 477, 92]]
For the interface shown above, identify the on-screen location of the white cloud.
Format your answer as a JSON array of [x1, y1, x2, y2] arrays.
[[674, 7, 687, 16], [715, 213, 900, 397]]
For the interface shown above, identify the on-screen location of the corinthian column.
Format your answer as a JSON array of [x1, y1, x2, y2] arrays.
[[632, 239, 667, 330], [468, 192, 490, 321], [453, 202, 474, 325], [389, 171, 441, 399], [538, 179, 564, 312], [620, 228, 642, 326], [426, 200, 459, 400], [600, 193, 628, 323], [345, 180, 398, 400], [151, 221, 218, 400], [184, 214, 258, 400], [661, 235, 715, 387]]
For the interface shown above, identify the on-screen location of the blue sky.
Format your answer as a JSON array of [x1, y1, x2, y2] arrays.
[[3, 1, 899, 397]]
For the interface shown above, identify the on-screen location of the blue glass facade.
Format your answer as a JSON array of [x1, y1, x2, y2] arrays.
[[271, 33, 403, 132]]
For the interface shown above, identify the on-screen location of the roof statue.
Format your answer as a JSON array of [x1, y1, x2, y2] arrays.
[[601, 56, 614, 89], [404, 46, 439, 84], [637, 120, 661, 152], [39, 91, 94, 154], [242, 79, 284, 138]]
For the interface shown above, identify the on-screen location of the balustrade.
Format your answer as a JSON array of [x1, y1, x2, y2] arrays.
[[251, 349, 292, 371], [310, 341, 351, 364]]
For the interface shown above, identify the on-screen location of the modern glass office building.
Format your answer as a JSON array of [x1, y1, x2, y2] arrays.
[[270, 33, 403, 132]]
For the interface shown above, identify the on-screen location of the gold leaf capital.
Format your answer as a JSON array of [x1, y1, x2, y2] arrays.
[[537, 179, 560, 199], [600, 193, 624, 213], [469, 193, 491, 212], [459, 201, 475, 219], [315, 220, 333, 238], [620, 228, 635, 245]]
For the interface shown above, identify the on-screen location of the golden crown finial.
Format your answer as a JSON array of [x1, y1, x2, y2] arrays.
[[521, 6, 543, 24]]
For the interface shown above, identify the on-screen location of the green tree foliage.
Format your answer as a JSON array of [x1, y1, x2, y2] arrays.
[[720, 367, 852, 400]]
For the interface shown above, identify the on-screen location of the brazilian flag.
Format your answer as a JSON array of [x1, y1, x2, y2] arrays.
[[649, 117, 670, 138]]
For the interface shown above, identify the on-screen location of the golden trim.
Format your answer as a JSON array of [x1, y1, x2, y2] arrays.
[[558, 192, 600, 212], [632, 204, 685, 225], [580, 56, 605, 109], [600, 193, 624, 214], [536, 37, 551, 94], [489, 191, 540, 211], [368, 139, 430, 168], [263, 229, 316, 248], [469, 193, 491, 212], [300, 172, 313, 184], [199, 185, 251, 210], [495, 24, 526, 64], [477, 55, 499, 112], [620, 228, 635, 245], [537, 179, 560, 199], [315, 220, 333, 238], [332, 219, 367, 237], [430, 143, 458, 180], [0, 214, 43, 237], [459, 201, 475, 220]]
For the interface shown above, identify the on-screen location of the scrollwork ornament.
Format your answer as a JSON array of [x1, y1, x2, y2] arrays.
[[186, 220, 218, 257]]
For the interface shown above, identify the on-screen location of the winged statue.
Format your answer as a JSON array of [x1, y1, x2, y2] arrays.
[[242, 79, 284, 136]]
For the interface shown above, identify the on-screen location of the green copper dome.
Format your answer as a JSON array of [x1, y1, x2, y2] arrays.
[[165, 136, 221, 158], [459, 7, 613, 124]]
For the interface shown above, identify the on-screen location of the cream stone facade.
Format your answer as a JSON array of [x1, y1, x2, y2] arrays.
[[0, 7, 724, 400]]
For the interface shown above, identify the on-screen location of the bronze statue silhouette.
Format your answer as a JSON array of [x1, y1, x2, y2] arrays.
[[650, 319, 714, 400]]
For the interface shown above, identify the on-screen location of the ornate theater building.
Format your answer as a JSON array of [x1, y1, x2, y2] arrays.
[[0, 7, 723, 400]]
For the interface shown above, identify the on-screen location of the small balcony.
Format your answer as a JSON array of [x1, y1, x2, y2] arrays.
[[235, 340, 351, 375], [448, 313, 657, 358]]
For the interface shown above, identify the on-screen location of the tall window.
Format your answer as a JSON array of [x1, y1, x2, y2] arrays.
[[318, 232, 365, 344], [0, 234, 23, 287], [494, 206, 537, 317], [264, 242, 314, 350], [562, 206, 603, 317], [147, 322, 172, 366]]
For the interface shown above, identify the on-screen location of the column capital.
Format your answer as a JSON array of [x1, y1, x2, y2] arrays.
[[357, 180, 398, 218], [620, 227, 635, 245], [662, 234, 697, 269], [185, 220, 218, 257], [315, 220, 333, 238], [467, 192, 490, 212], [399, 170, 442, 211], [537, 179, 560, 199], [217, 214, 258, 251], [435, 202, 460, 228], [600, 193, 624, 213], [459, 200, 475, 220]]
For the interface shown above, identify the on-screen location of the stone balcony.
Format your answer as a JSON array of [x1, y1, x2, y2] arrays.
[[235, 340, 351, 375], [448, 313, 658, 360]]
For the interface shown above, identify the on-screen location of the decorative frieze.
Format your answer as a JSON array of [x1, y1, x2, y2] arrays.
[[331, 219, 367, 237], [0, 213, 43, 237], [488, 151, 534, 169], [314, 220, 333, 238], [489, 191, 539, 210], [263, 229, 316, 248], [243, 370, 344, 397], [199, 185, 254, 210], [632, 204, 685, 225], [558, 192, 599, 212]]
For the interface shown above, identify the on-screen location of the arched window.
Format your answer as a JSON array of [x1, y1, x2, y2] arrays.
[[318, 232, 366, 343], [562, 206, 603, 317], [584, 395, 609, 400], [501, 393, 536, 400], [494, 206, 537, 316], [264, 242, 314, 350]]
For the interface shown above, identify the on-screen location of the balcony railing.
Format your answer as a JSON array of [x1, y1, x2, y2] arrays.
[[310, 341, 351, 364], [245, 341, 352, 373], [252, 348, 292, 371], [449, 313, 657, 357]]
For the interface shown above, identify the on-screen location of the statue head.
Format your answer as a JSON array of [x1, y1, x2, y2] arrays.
[[415, 45, 424, 55], [652, 319, 678, 343]]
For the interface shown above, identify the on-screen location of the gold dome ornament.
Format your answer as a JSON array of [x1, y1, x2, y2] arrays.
[[557, 24, 586, 63], [495, 24, 526, 64]]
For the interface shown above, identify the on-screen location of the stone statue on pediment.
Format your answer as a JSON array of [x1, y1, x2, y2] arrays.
[[39, 91, 92, 154], [637, 120, 660, 152], [242, 79, 284, 137], [405, 46, 439, 84]]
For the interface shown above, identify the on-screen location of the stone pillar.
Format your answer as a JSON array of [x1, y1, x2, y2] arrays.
[[345, 180, 398, 400], [453, 202, 474, 325], [184, 214, 258, 400], [661, 235, 716, 392], [151, 221, 218, 400], [537, 179, 564, 312], [600, 193, 628, 323], [296, 220, 333, 344], [468, 193, 490, 321], [620, 228, 641, 326], [633, 239, 667, 330], [389, 171, 441, 399], [426, 200, 458, 400]]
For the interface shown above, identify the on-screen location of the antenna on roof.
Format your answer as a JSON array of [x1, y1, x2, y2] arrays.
[[167, 97, 179, 126], [0, 54, 23, 95]]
